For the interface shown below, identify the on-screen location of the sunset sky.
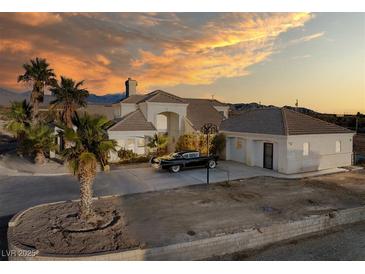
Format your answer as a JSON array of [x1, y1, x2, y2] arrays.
[[0, 12, 364, 114]]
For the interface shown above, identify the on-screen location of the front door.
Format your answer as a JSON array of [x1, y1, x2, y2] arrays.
[[263, 143, 273, 169]]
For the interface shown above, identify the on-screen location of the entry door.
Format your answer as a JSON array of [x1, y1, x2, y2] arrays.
[[263, 143, 273, 169]]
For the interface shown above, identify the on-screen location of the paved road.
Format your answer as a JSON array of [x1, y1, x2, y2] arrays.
[[217, 221, 365, 261], [0, 167, 207, 218]]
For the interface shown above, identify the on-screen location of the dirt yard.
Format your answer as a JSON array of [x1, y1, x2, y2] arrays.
[[10, 169, 365, 256]]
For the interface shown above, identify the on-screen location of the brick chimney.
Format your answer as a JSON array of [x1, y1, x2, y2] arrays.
[[125, 78, 137, 98]]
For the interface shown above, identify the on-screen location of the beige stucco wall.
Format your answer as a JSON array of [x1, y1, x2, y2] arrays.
[[223, 132, 287, 172], [222, 131, 354, 174], [213, 105, 229, 119], [285, 133, 354, 174], [107, 130, 156, 160], [120, 103, 137, 117]]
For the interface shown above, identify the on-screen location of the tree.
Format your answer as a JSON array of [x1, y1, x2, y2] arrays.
[[17, 57, 56, 122], [61, 113, 117, 220], [147, 133, 168, 156], [21, 123, 56, 165], [50, 76, 89, 128], [210, 133, 226, 156], [5, 100, 32, 142]]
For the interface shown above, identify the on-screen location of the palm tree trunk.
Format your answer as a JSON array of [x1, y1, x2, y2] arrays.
[[79, 174, 94, 220], [35, 150, 45, 165], [30, 91, 39, 122]]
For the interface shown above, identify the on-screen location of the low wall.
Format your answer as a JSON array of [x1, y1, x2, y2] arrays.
[[8, 205, 365, 261]]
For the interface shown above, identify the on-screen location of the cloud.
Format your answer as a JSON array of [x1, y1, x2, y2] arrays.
[[0, 12, 314, 94], [0, 12, 62, 27], [289, 32, 325, 45]]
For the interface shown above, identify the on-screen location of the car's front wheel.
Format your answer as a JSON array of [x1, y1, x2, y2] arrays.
[[208, 160, 217, 169], [170, 165, 181, 173]]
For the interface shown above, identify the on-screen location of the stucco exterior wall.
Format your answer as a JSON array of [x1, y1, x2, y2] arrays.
[[213, 106, 229, 119], [120, 103, 137, 117], [107, 130, 156, 160], [285, 133, 354, 174], [222, 132, 287, 172]]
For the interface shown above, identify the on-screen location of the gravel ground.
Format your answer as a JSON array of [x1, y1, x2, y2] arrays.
[[215, 221, 365, 261], [9, 171, 365, 257]]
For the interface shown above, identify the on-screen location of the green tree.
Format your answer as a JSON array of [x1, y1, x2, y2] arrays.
[[210, 133, 226, 156], [147, 133, 168, 156], [61, 113, 117, 220], [21, 123, 56, 165], [50, 76, 89, 128], [5, 100, 32, 142], [17, 57, 56, 122]]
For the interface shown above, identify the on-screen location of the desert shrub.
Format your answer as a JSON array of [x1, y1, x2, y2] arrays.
[[118, 154, 151, 164], [210, 133, 226, 156], [118, 148, 137, 160], [175, 133, 212, 155], [147, 133, 168, 156]]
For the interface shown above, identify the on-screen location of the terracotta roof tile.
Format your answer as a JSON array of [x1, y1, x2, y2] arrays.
[[108, 109, 156, 131], [221, 107, 353, 135]]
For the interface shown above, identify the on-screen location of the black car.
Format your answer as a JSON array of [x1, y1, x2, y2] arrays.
[[151, 151, 218, 173]]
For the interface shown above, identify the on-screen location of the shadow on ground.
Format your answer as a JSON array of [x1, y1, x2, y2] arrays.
[[0, 215, 13, 261]]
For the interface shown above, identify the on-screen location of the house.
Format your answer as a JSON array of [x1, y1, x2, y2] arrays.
[[107, 78, 229, 157], [220, 108, 355, 174]]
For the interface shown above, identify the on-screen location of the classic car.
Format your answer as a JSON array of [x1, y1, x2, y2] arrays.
[[150, 150, 218, 173]]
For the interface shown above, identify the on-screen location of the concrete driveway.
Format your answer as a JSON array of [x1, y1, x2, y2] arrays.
[[0, 160, 349, 218]]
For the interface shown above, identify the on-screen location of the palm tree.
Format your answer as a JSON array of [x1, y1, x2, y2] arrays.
[[147, 133, 168, 156], [22, 123, 56, 165], [50, 76, 89, 128], [5, 100, 32, 142], [18, 57, 56, 122], [61, 113, 117, 220]]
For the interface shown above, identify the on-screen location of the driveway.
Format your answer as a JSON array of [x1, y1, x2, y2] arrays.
[[0, 160, 353, 218]]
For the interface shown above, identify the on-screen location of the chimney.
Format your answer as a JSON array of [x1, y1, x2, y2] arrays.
[[125, 78, 137, 98]]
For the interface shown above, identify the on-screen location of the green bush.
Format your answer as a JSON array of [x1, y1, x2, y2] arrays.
[[117, 148, 137, 160], [210, 133, 226, 156]]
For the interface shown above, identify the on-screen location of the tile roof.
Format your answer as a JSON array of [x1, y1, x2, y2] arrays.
[[121, 90, 186, 104], [185, 98, 226, 131], [220, 107, 353, 136], [108, 109, 156, 132]]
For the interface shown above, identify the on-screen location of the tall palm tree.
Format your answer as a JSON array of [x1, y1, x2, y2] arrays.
[[61, 113, 117, 220], [5, 100, 32, 142], [50, 76, 89, 128], [17, 57, 56, 122]]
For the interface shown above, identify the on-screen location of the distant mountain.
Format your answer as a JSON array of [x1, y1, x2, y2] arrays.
[[230, 102, 319, 115], [0, 88, 125, 106]]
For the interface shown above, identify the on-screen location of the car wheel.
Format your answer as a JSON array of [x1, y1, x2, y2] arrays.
[[208, 160, 216, 169], [170, 165, 181, 173]]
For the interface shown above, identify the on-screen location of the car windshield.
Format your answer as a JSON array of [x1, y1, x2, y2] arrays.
[[171, 153, 182, 159]]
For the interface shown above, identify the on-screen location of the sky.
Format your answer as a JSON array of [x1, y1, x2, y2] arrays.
[[0, 12, 364, 114]]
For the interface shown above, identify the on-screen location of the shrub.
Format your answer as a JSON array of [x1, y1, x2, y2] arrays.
[[117, 148, 137, 160], [175, 133, 211, 155], [210, 133, 226, 156]]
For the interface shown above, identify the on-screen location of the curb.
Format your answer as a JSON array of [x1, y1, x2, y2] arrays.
[[7, 199, 365, 261]]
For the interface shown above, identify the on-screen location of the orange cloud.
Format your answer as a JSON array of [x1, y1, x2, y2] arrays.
[[0, 13, 315, 94], [5, 12, 62, 27], [0, 39, 32, 53]]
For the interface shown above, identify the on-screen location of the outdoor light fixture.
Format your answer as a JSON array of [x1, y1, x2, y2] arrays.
[[200, 123, 218, 184]]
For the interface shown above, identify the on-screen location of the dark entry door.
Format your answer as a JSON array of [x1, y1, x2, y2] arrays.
[[263, 143, 273, 169]]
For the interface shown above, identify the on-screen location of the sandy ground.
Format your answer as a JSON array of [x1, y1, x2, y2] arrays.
[[10, 170, 365, 256]]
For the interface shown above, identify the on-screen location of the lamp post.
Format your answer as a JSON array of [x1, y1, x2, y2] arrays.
[[200, 123, 218, 185]]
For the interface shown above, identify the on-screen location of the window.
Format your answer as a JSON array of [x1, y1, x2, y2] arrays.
[[136, 137, 145, 147], [127, 138, 134, 150], [303, 142, 309, 156], [336, 141, 341, 153]]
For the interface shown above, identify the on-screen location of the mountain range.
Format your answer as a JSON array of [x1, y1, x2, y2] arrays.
[[0, 88, 319, 115], [0, 88, 125, 106]]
